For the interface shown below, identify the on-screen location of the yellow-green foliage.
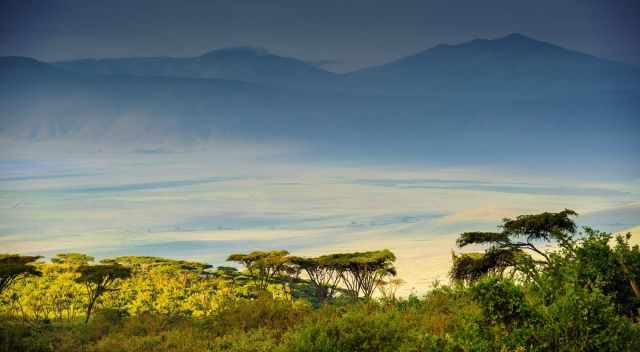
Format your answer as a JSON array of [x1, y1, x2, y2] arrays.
[[2, 213, 640, 351], [1, 262, 227, 321], [1, 262, 86, 322], [1, 277, 639, 352]]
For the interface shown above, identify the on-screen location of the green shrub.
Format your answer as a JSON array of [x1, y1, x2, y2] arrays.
[[211, 329, 279, 352], [0, 320, 58, 352], [282, 304, 411, 352], [3, 223, 640, 352], [210, 293, 311, 336], [470, 277, 534, 328], [89, 317, 210, 352], [533, 286, 640, 352]]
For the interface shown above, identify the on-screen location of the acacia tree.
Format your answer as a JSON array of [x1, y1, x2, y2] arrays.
[[450, 248, 522, 284], [325, 249, 397, 300], [0, 254, 42, 295], [227, 250, 291, 292], [51, 253, 94, 267], [280, 260, 302, 300], [74, 263, 131, 323], [111, 256, 212, 289], [111, 256, 211, 273], [378, 277, 405, 300], [290, 256, 341, 303], [452, 209, 578, 284]]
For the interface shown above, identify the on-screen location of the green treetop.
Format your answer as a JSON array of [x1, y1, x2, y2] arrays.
[[227, 250, 291, 291], [0, 254, 42, 295], [74, 263, 132, 323], [51, 253, 95, 266], [452, 209, 577, 284], [322, 249, 397, 300], [290, 256, 341, 303]]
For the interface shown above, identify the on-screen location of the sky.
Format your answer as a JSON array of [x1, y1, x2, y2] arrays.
[[1, 0, 639, 72]]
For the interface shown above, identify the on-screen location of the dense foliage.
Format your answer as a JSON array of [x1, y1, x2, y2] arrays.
[[1, 210, 639, 351]]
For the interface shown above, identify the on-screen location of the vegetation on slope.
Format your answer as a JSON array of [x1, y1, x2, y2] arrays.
[[1, 209, 639, 351]]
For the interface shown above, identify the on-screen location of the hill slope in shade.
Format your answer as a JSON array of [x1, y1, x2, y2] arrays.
[[343, 33, 640, 97], [0, 34, 639, 172], [54, 46, 338, 90]]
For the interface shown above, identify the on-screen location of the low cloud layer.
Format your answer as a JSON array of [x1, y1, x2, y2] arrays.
[[1, 144, 637, 293]]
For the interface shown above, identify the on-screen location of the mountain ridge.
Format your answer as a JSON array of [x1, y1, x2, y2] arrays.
[[0, 33, 638, 169], [46, 33, 640, 96], [342, 33, 640, 96], [52, 46, 337, 89]]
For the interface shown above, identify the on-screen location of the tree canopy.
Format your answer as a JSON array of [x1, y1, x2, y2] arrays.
[[320, 249, 397, 299], [1, 214, 640, 352], [0, 254, 42, 294], [75, 264, 132, 323], [452, 209, 578, 284], [227, 250, 292, 291], [110, 256, 212, 274], [289, 256, 341, 302], [51, 253, 95, 266], [450, 248, 523, 284]]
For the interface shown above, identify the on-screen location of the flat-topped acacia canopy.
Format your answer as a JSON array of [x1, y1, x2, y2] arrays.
[[452, 209, 579, 283], [226, 250, 292, 291], [51, 253, 95, 266], [317, 249, 395, 270], [109, 256, 212, 273], [0, 254, 42, 294]]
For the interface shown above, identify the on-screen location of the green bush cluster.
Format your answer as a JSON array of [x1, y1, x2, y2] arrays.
[[1, 280, 639, 351]]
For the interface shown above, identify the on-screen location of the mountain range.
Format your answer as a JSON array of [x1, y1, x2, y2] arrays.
[[1, 33, 638, 169], [53, 46, 338, 90], [51, 34, 640, 97]]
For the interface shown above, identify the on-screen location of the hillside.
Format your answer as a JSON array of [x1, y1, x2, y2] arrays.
[[343, 33, 640, 97], [1, 34, 639, 170], [54, 46, 338, 90]]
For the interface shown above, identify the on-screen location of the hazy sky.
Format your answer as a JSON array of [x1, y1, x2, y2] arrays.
[[2, 0, 639, 71]]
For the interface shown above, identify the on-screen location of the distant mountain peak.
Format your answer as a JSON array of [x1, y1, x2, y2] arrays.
[[497, 32, 548, 45], [200, 46, 271, 59], [432, 33, 544, 51], [0, 56, 44, 65], [503, 32, 529, 40], [0, 56, 53, 72], [418, 32, 561, 59]]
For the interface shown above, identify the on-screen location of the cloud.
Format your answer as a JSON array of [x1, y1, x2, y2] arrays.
[[435, 207, 523, 225], [354, 178, 631, 197], [1, 148, 638, 293]]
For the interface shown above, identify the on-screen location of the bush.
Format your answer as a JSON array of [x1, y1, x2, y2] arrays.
[[210, 293, 311, 336], [89, 315, 210, 352], [210, 329, 279, 352], [470, 277, 534, 328], [282, 304, 412, 352], [533, 286, 640, 352], [3, 222, 640, 351]]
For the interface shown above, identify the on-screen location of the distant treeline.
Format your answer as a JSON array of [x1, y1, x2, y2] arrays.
[[1, 209, 639, 351]]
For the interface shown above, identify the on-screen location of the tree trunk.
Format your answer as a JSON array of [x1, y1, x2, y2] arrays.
[[85, 297, 96, 324], [619, 261, 640, 298]]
